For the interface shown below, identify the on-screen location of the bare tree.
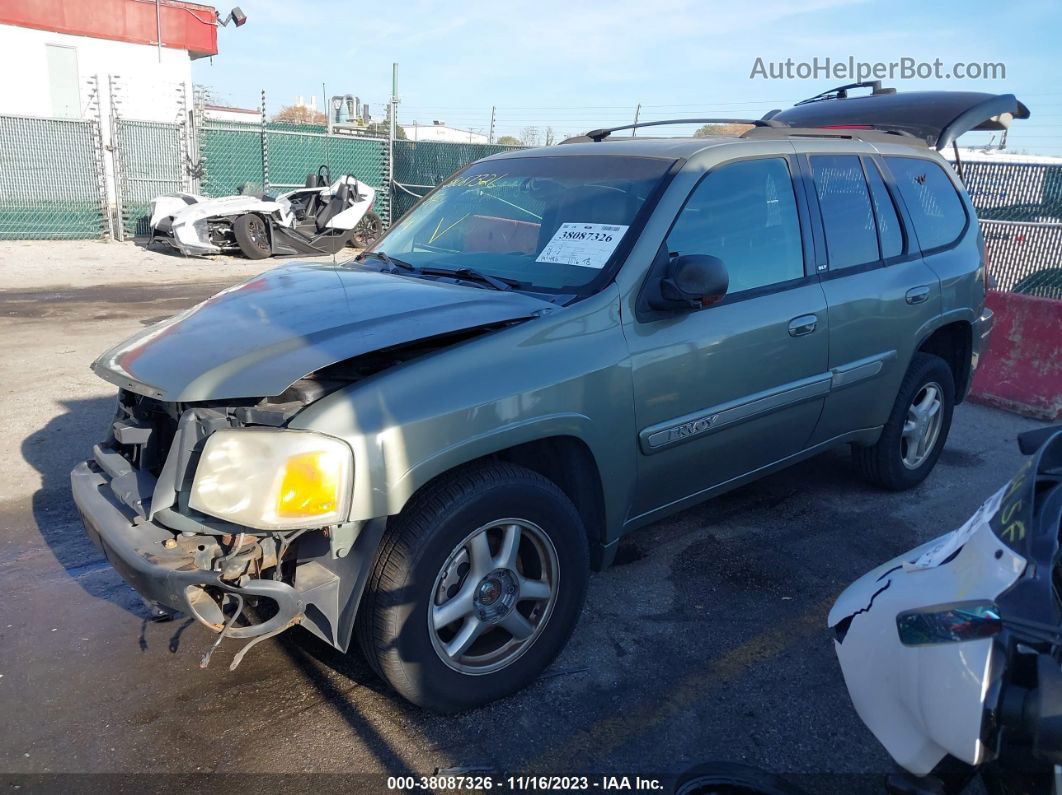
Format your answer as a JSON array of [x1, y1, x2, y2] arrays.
[[694, 122, 753, 138], [544, 126, 556, 146], [521, 126, 540, 146]]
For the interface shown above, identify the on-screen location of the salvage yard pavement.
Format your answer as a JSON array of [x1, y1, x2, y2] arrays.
[[0, 240, 1038, 792]]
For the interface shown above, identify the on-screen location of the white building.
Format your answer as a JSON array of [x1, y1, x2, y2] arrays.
[[0, 0, 225, 221], [402, 121, 489, 144], [203, 104, 260, 125], [0, 0, 221, 123], [949, 147, 1062, 165]]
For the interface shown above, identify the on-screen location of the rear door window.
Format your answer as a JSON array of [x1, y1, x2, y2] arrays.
[[885, 157, 967, 251], [866, 161, 904, 259], [666, 157, 805, 294], [810, 155, 879, 270]]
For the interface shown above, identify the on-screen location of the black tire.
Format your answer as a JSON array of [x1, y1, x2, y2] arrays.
[[355, 462, 589, 712], [673, 762, 810, 795], [350, 211, 382, 248], [853, 352, 955, 490], [232, 213, 272, 259]]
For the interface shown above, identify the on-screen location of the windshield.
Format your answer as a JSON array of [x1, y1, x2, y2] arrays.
[[372, 155, 674, 292]]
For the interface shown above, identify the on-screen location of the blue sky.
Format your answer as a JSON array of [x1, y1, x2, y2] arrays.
[[194, 0, 1062, 152]]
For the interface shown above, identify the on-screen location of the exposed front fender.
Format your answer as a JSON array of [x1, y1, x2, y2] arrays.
[[288, 285, 637, 542], [388, 412, 604, 506]]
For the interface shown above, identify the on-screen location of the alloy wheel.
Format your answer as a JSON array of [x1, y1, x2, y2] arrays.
[[901, 381, 944, 469], [428, 519, 559, 674]]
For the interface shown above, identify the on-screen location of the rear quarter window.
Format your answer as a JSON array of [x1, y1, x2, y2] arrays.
[[885, 156, 968, 251]]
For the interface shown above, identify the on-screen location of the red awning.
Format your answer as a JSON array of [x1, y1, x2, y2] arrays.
[[0, 0, 219, 59]]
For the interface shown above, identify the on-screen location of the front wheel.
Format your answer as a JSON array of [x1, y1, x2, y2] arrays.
[[232, 213, 272, 259], [355, 462, 589, 712], [853, 352, 955, 490]]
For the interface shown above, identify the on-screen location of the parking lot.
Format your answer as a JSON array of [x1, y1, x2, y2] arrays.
[[0, 240, 1041, 792]]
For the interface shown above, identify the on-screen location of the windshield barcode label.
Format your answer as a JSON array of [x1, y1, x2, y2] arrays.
[[536, 222, 630, 269]]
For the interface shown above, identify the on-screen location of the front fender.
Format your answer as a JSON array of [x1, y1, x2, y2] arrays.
[[388, 411, 614, 515], [289, 285, 636, 541]]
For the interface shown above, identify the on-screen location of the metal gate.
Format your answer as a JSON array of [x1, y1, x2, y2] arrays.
[[113, 119, 185, 238], [0, 77, 108, 240], [110, 76, 193, 239]]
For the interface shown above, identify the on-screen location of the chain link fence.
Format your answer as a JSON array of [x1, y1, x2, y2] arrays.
[[951, 160, 1062, 294], [109, 76, 193, 238], [0, 76, 108, 240], [391, 139, 525, 219], [4, 83, 1062, 300], [980, 219, 1062, 292], [198, 121, 263, 196], [198, 125, 391, 222], [115, 120, 186, 237], [959, 161, 1062, 223], [0, 115, 109, 239]]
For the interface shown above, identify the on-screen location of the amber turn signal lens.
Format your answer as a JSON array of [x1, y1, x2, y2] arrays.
[[277, 451, 343, 519]]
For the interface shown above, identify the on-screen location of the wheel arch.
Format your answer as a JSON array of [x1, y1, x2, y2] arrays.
[[915, 318, 974, 403], [391, 427, 617, 570]]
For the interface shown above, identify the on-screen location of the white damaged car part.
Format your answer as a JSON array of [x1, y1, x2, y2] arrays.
[[830, 427, 1062, 792], [150, 172, 379, 259]]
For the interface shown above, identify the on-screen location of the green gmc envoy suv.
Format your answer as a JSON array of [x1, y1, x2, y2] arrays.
[[72, 84, 1025, 711]]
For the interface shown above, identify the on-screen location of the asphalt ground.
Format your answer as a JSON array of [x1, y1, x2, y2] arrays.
[[0, 242, 1040, 793]]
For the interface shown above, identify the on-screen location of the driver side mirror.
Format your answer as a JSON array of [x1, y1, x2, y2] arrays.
[[648, 254, 729, 312]]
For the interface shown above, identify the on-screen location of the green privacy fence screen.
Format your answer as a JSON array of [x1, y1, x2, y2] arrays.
[[391, 140, 525, 219], [949, 161, 1062, 291], [198, 123, 263, 197], [199, 124, 390, 223], [116, 119, 185, 237], [0, 115, 107, 240], [957, 161, 1062, 223]]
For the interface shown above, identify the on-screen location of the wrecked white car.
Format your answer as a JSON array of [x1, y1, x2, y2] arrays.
[[150, 167, 381, 259]]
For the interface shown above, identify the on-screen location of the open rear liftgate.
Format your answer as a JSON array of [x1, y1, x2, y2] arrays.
[[568, 82, 1029, 156]]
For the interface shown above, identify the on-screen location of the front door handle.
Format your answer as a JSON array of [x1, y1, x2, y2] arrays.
[[788, 314, 818, 337], [905, 286, 931, 305]]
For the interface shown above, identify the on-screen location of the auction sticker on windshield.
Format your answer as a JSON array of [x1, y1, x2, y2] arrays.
[[536, 223, 629, 269]]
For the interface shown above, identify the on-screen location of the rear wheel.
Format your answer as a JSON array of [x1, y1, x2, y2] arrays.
[[356, 462, 589, 712], [233, 213, 271, 259], [350, 211, 382, 248], [853, 352, 955, 490]]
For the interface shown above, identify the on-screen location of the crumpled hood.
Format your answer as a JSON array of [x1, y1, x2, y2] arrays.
[[92, 262, 555, 402]]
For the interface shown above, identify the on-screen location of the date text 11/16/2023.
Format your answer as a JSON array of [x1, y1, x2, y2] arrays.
[[386, 775, 665, 791]]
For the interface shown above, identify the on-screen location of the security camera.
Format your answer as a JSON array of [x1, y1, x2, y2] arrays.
[[218, 6, 247, 27]]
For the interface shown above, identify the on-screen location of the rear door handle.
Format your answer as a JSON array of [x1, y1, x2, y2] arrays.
[[788, 314, 818, 337], [905, 286, 931, 305]]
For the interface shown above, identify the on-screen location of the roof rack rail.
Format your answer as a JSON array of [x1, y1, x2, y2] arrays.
[[577, 117, 784, 142], [741, 126, 926, 147], [793, 80, 896, 106]]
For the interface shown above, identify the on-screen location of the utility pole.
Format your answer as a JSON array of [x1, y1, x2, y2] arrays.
[[389, 63, 399, 219], [489, 105, 496, 144], [322, 82, 329, 133], [631, 103, 641, 136], [155, 0, 163, 63]]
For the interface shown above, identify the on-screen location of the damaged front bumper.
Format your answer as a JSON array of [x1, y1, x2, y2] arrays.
[[71, 459, 304, 640], [150, 216, 224, 258]]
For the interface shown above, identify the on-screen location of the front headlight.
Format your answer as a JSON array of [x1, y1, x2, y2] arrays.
[[189, 429, 353, 530]]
